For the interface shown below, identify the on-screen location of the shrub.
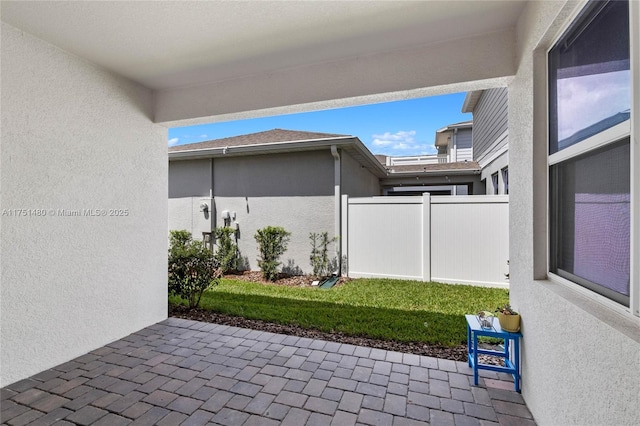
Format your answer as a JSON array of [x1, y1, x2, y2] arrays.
[[309, 232, 335, 277], [213, 226, 240, 273], [169, 229, 192, 248], [168, 230, 221, 308], [254, 226, 291, 281]]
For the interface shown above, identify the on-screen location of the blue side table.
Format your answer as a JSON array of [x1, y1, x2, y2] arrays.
[[465, 314, 522, 392]]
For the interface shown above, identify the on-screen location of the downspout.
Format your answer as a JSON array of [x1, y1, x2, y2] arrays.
[[452, 129, 458, 195], [210, 158, 214, 231], [331, 145, 341, 274]]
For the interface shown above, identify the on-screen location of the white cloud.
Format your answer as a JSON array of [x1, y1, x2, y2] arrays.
[[372, 130, 416, 147], [557, 70, 630, 140], [199, 134, 208, 138], [168, 137, 180, 146], [370, 130, 436, 156]]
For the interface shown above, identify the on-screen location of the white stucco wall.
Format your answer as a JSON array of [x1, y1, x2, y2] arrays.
[[214, 195, 334, 274], [168, 159, 213, 239], [168, 197, 213, 239], [0, 24, 168, 387], [156, 29, 516, 125], [509, 2, 640, 425], [341, 150, 381, 197], [169, 159, 211, 198], [212, 151, 335, 274]]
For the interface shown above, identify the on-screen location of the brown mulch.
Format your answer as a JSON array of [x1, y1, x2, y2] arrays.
[[223, 270, 352, 287], [169, 271, 504, 365]]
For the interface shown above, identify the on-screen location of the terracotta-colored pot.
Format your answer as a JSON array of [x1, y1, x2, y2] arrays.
[[498, 312, 520, 332]]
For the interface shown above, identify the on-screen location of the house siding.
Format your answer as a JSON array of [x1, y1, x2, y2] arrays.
[[472, 87, 509, 164], [1, 23, 167, 387], [454, 128, 473, 162], [341, 150, 381, 197]]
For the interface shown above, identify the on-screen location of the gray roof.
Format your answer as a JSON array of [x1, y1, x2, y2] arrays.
[[436, 120, 473, 133], [374, 154, 388, 164], [168, 128, 389, 178], [168, 128, 480, 179], [169, 128, 348, 152]]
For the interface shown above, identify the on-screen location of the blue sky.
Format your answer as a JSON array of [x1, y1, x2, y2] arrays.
[[168, 92, 472, 156]]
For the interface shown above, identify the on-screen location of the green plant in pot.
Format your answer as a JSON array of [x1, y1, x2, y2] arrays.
[[496, 303, 520, 332]]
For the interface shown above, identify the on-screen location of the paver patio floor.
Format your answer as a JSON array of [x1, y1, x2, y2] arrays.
[[1, 318, 536, 425]]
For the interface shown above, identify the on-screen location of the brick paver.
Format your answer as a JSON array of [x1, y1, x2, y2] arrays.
[[0, 318, 536, 425]]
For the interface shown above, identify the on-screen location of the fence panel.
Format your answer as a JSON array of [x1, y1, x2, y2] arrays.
[[344, 195, 509, 287], [430, 196, 509, 287], [345, 196, 427, 280]]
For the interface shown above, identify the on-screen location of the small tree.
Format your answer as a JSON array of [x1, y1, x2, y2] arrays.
[[168, 230, 221, 308], [309, 232, 335, 277], [213, 226, 240, 273], [254, 226, 291, 281]]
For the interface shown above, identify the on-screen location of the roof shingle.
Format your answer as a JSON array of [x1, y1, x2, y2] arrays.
[[169, 128, 349, 152]]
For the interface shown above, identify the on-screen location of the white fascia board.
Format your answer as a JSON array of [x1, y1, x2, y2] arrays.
[[461, 90, 483, 113], [436, 121, 473, 133], [169, 136, 352, 160]]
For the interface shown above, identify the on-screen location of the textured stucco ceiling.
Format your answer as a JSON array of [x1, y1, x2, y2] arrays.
[[1, 1, 526, 91]]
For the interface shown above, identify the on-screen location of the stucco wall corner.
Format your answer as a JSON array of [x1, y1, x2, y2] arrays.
[[1, 23, 168, 387]]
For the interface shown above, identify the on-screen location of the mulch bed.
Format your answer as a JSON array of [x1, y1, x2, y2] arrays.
[[169, 271, 503, 365], [223, 270, 352, 287]]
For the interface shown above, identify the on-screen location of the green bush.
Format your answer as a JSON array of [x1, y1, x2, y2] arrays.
[[309, 232, 335, 277], [254, 226, 291, 281], [168, 230, 221, 308], [213, 227, 240, 273]]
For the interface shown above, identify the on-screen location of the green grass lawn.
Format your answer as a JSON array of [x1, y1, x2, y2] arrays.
[[169, 278, 509, 346]]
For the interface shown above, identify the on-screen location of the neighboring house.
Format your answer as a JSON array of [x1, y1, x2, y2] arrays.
[[435, 120, 473, 163], [169, 129, 385, 274], [2, 2, 638, 425], [463, 88, 509, 194], [377, 121, 482, 196], [380, 160, 482, 196], [168, 126, 483, 272]]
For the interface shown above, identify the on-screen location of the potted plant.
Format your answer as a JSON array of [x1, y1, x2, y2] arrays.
[[496, 303, 520, 332]]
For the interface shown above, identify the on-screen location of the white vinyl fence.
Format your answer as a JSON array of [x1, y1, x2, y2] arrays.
[[341, 194, 509, 287]]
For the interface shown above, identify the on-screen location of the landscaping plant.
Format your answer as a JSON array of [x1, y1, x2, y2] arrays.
[[254, 226, 291, 281], [495, 303, 518, 315], [213, 226, 240, 273], [168, 230, 221, 309], [309, 231, 335, 277]]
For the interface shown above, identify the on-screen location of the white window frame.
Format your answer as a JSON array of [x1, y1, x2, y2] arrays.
[[546, 0, 639, 318], [501, 167, 509, 195], [491, 172, 499, 195]]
